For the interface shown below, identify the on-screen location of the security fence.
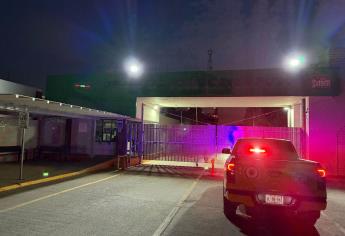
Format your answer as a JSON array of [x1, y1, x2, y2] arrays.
[[217, 126, 306, 159], [143, 124, 306, 163]]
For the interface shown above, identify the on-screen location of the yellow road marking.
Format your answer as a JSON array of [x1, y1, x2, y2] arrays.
[[0, 173, 120, 213], [0, 159, 115, 193]]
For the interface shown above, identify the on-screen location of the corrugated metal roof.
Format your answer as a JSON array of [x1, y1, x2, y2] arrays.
[[0, 94, 131, 120]]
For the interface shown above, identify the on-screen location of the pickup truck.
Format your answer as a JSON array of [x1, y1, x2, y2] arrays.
[[223, 138, 327, 225]]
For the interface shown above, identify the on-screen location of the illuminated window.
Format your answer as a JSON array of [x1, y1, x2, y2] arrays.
[[96, 120, 117, 142]]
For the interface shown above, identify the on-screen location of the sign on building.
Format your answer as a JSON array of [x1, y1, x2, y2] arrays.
[[18, 111, 29, 129], [312, 76, 331, 89]]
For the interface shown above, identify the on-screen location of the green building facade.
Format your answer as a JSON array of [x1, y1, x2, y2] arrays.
[[46, 68, 339, 118]]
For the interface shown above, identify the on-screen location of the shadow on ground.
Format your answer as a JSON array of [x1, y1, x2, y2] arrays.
[[125, 164, 223, 180], [164, 184, 320, 236], [227, 210, 320, 236]]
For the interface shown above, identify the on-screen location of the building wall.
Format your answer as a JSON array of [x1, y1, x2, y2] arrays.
[[0, 115, 38, 161], [0, 116, 38, 148], [41, 118, 116, 157], [40, 117, 66, 147], [136, 99, 160, 123], [292, 102, 303, 128], [70, 119, 93, 154], [93, 141, 116, 156], [70, 119, 116, 156], [307, 70, 345, 175]]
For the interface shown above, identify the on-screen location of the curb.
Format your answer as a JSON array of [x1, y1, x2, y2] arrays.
[[0, 159, 116, 193]]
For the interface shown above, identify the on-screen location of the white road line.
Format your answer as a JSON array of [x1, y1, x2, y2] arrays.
[[152, 173, 203, 236], [0, 173, 120, 213], [321, 212, 345, 235]]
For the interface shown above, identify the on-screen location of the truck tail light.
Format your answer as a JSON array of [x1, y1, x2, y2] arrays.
[[225, 159, 236, 175], [227, 163, 235, 172], [225, 159, 236, 183], [317, 168, 326, 178], [249, 147, 266, 154]]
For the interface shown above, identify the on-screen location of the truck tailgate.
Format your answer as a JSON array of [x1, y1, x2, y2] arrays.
[[231, 159, 324, 197]]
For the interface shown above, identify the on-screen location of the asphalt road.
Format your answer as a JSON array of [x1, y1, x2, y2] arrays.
[[0, 165, 344, 236]]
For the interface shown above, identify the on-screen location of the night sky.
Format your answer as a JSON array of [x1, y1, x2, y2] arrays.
[[0, 0, 345, 89]]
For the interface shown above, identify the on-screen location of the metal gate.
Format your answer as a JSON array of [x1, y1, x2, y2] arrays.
[[217, 126, 306, 159], [143, 124, 216, 164], [143, 124, 306, 164]]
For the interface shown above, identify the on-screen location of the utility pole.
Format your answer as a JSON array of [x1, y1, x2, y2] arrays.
[[18, 108, 29, 180], [19, 128, 26, 179]]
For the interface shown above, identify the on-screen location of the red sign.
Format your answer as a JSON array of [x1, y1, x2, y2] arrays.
[[312, 76, 331, 89]]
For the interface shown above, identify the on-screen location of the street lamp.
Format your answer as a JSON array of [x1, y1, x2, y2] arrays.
[[124, 57, 144, 79], [283, 53, 307, 73]]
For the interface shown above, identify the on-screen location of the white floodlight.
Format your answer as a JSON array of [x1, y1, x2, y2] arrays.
[[124, 57, 144, 79], [283, 53, 307, 73]]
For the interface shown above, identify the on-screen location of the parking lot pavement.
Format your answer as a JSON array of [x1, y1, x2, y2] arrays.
[[0, 165, 344, 236]]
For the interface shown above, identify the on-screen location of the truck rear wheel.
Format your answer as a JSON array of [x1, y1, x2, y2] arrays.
[[223, 197, 237, 219]]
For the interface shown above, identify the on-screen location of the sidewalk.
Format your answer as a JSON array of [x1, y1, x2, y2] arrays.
[[0, 158, 116, 188]]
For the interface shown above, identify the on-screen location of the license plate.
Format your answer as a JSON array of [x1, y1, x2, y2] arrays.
[[265, 194, 284, 205]]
